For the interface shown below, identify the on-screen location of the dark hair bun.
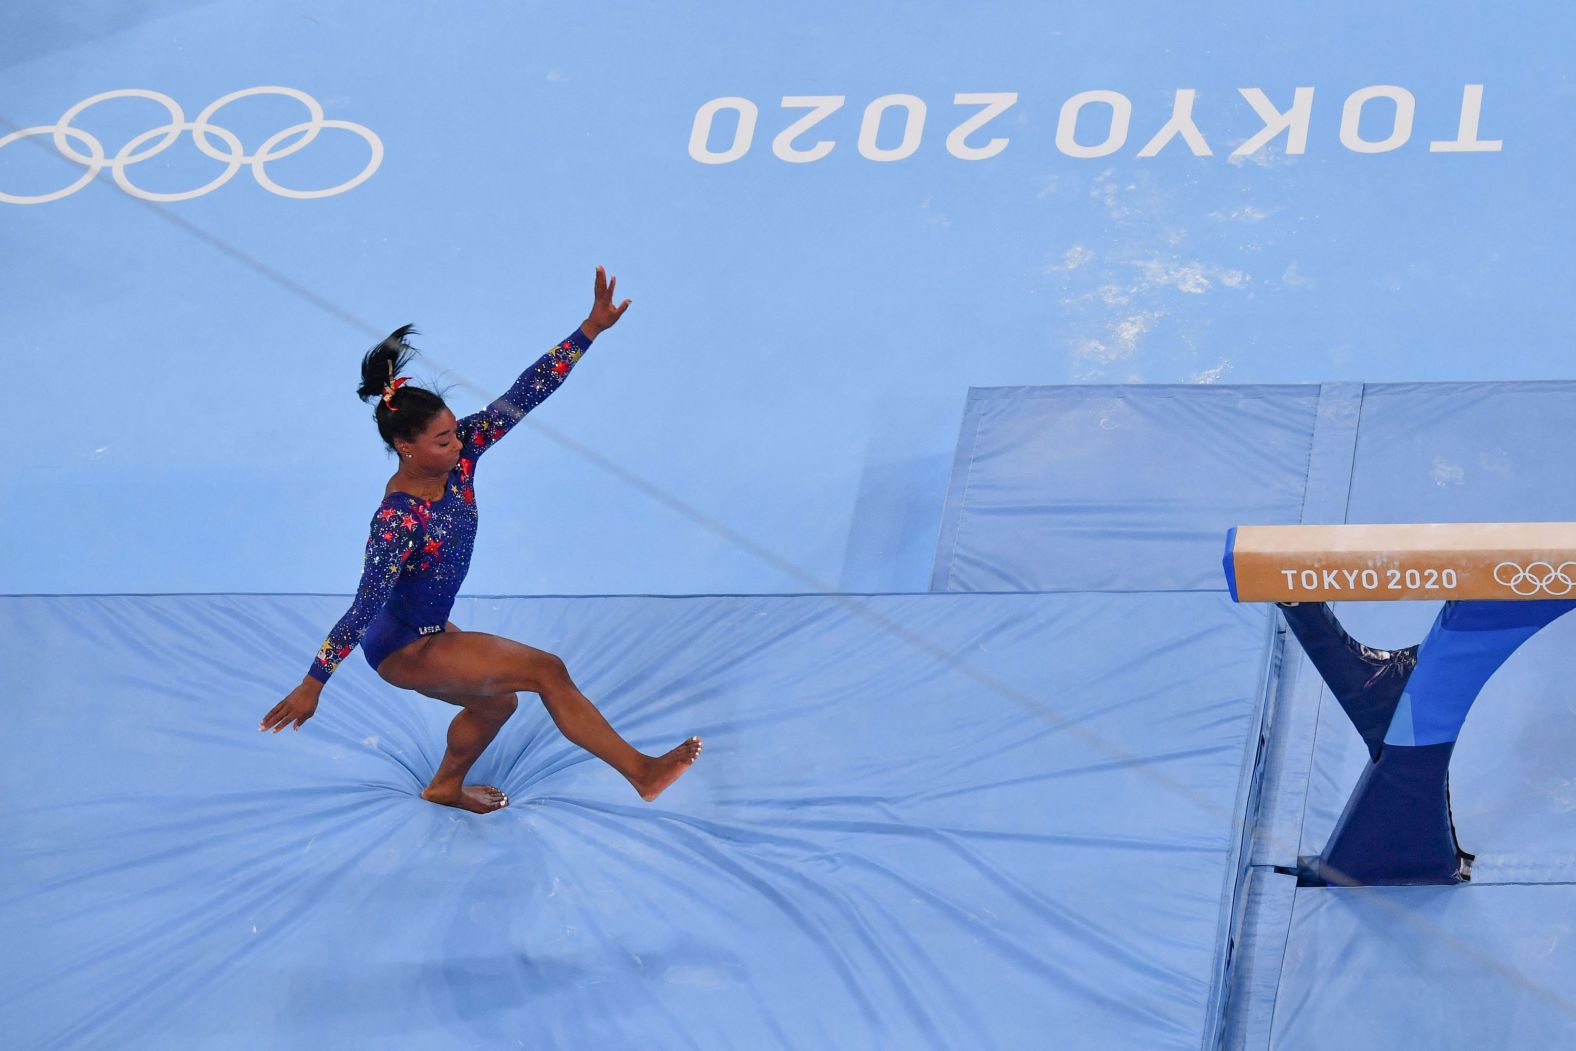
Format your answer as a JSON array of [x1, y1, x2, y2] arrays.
[[355, 325, 450, 452], [357, 324, 420, 403]]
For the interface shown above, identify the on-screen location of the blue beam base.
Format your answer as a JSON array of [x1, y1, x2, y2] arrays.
[[1297, 742, 1469, 887]]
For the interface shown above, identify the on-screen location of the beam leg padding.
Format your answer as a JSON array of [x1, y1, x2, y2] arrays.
[[1277, 602, 1415, 761], [1384, 599, 1576, 748], [1301, 742, 1463, 887]]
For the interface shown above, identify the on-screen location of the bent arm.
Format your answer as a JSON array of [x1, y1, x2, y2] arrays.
[[306, 504, 421, 684], [455, 327, 595, 458]]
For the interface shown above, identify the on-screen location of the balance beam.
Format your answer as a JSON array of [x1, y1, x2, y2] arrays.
[[1223, 522, 1576, 602]]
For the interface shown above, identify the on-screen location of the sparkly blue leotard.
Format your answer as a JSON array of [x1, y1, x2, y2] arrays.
[[307, 327, 593, 683]]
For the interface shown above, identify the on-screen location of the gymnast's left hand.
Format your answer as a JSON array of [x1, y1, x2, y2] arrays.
[[582, 264, 631, 337], [259, 680, 320, 733]]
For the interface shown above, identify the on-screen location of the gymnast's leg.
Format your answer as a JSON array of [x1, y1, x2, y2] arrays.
[[416, 690, 517, 813], [1276, 601, 1417, 760], [377, 624, 701, 802]]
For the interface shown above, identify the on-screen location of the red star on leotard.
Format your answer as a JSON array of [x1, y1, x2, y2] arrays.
[[424, 537, 443, 556]]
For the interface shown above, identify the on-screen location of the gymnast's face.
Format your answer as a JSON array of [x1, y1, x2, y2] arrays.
[[397, 409, 461, 473]]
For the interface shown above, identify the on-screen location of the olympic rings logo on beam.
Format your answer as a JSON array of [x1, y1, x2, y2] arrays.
[[0, 87, 382, 204], [1493, 560, 1576, 597]]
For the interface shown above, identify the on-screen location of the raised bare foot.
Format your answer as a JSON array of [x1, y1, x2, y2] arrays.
[[633, 737, 703, 802], [422, 783, 509, 814]]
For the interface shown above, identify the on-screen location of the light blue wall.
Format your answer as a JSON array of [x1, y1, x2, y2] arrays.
[[4, 2, 1571, 595]]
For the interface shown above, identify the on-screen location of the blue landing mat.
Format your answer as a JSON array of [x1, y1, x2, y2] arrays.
[[931, 384, 1321, 593], [1270, 882, 1576, 1047], [932, 381, 1576, 595], [1, 592, 1272, 1050]]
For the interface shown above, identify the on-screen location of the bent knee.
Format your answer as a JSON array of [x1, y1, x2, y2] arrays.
[[472, 693, 518, 720], [523, 650, 570, 691]]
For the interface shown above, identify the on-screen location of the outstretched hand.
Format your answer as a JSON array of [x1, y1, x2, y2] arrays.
[[260, 681, 320, 733], [585, 265, 631, 335]]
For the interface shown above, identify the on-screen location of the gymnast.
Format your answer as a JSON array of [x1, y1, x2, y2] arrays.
[[259, 267, 702, 813]]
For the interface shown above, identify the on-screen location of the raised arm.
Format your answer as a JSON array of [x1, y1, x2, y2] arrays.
[[454, 328, 594, 458], [455, 265, 632, 460]]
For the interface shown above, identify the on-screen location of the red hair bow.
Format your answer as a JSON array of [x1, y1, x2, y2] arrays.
[[382, 376, 411, 411]]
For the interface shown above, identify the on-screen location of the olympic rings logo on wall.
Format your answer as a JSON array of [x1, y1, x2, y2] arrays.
[[1493, 561, 1576, 597], [0, 87, 382, 204]]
